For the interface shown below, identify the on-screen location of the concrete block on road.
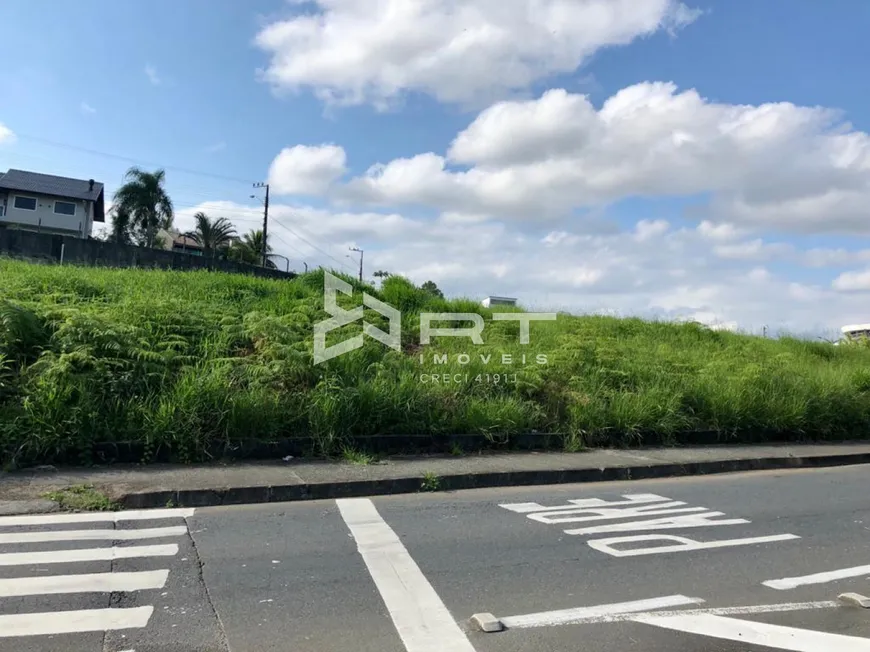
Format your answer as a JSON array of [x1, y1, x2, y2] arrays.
[[838, 593, 870, 608], [470, 613, 503, 633]]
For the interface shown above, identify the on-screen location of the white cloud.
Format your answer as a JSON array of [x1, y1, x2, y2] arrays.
[[634, 219, 670, 241], [205, 141, 227, 153], [801, 248, 870, 268], [338, 81, 870, 233], [255, 0, 700, 108], [696, 221, 746, 242], [268, 144, 347, 195], [145, 65, 161, 86], [712, 239, 793, 261], [80, 102, 96, 115], [171, 197, 863, 336], [832, 269, 870, 292], [0, 122, 14, 144]]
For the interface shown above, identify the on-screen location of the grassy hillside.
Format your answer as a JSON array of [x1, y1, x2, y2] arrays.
[[2, 258, 870, 467]]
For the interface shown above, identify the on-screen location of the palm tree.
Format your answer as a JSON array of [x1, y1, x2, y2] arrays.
[[106, 205, 133, 245], [228, 229, 272, 265], [186, 212, 237, 256], [243, 229, 270, 260], [112, 167, 174, 247]]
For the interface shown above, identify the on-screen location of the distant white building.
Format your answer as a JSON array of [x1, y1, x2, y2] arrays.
[[840, 323, 870, 343], [481, 296, 517, 308]]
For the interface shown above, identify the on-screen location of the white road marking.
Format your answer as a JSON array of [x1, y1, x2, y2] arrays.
[[0, 543, 179, 566], [0, 525, 187, 544], [500, 494, 670, 514], [0, 508, 195, 527], [764, 565, 870, 590], [0, 606, 154, 637], [588, 533, 801, 557], [0, 570, 169, 597], [500, 599, 839, 629], [564, 511, 748, 536], [500, 595, 705, 629], [337, 498, 476, 652], [501, 493, 798, 558], [528, 503, 709, 525], [633, 612, 870, 651]]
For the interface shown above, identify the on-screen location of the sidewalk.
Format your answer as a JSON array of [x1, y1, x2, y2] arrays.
[[3, 442, 870, 514]]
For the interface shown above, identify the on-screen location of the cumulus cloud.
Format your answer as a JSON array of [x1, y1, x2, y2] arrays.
[[0, 122, 15, 144], [268, 144, 347, 195], [832, 269, 870, 292], [712, 239, 793, 261], [255, 0, 700, 108], [801, 248, 870, 268], [337, 82, 870, 233], [170, 197, 865, 335]]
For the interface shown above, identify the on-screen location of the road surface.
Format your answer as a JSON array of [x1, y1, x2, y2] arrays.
[[2, 464, 870, 651]]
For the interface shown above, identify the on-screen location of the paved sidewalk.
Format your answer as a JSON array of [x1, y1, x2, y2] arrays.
[[3, 442, 870, 514]]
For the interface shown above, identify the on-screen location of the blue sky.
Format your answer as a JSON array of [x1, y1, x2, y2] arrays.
[[2, 0, 870, 335]]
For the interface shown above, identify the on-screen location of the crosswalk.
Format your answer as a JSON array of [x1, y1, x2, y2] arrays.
[[0, 507, 195, 640]]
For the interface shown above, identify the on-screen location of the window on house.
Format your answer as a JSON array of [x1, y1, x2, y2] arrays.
[[13, 196, 37, 211], [53, 201, 77, 216]]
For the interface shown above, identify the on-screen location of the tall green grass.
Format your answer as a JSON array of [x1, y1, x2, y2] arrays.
[[1, 258, 870, 467]]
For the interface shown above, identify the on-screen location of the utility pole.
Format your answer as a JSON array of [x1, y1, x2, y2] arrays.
[[253, 182, 270, 267], [349, 247, 363, 282]]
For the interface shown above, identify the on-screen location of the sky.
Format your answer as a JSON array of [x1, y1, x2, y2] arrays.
[[2, 0, 870, 338]]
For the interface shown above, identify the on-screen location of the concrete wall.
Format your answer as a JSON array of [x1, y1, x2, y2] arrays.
[[1, 192, 91, 237], [0, 228, 297, 280]]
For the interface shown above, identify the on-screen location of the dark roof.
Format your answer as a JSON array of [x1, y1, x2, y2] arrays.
[[0, 169, 104, 202], [172, 234, 203, 249]]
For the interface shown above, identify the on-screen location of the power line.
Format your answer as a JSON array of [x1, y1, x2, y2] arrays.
[[13, 132, 358, 274], [13, 133, 257, 186], [269, 219, 356, 272]]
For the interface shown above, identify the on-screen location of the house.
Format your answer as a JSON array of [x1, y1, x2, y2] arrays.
[[0, 169, 105, 239], [481, 295, 518, 308], [156, 228, 205, 256]]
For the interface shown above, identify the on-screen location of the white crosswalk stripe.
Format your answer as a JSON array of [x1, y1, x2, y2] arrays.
[[0, 525, 187, 544], [0, 508, 195, 527], [0, 570, 169, 597], [0, 507, 194, 638], [0, 607, 154, 638], [0, 543, 180, 566]]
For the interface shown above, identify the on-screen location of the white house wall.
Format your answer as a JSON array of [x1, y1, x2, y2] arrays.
[[2, 194, 91, 238]]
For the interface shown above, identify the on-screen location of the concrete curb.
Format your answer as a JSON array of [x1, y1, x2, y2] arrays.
[[118, 451, 870, 510]]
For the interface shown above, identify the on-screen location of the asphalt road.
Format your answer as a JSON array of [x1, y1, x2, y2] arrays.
[[3, 465, 870, 651]]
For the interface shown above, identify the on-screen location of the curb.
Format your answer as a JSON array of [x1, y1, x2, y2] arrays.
[[118, 452, 870, 510]]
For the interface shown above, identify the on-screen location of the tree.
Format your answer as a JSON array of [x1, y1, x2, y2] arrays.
[[373, 270, 392, 278], [421, 280, 444, 298], [105, 205, 133, 245], [227, 229, 272, 265], [186, 212, 237, 256], [112, 167, 174, 247]]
